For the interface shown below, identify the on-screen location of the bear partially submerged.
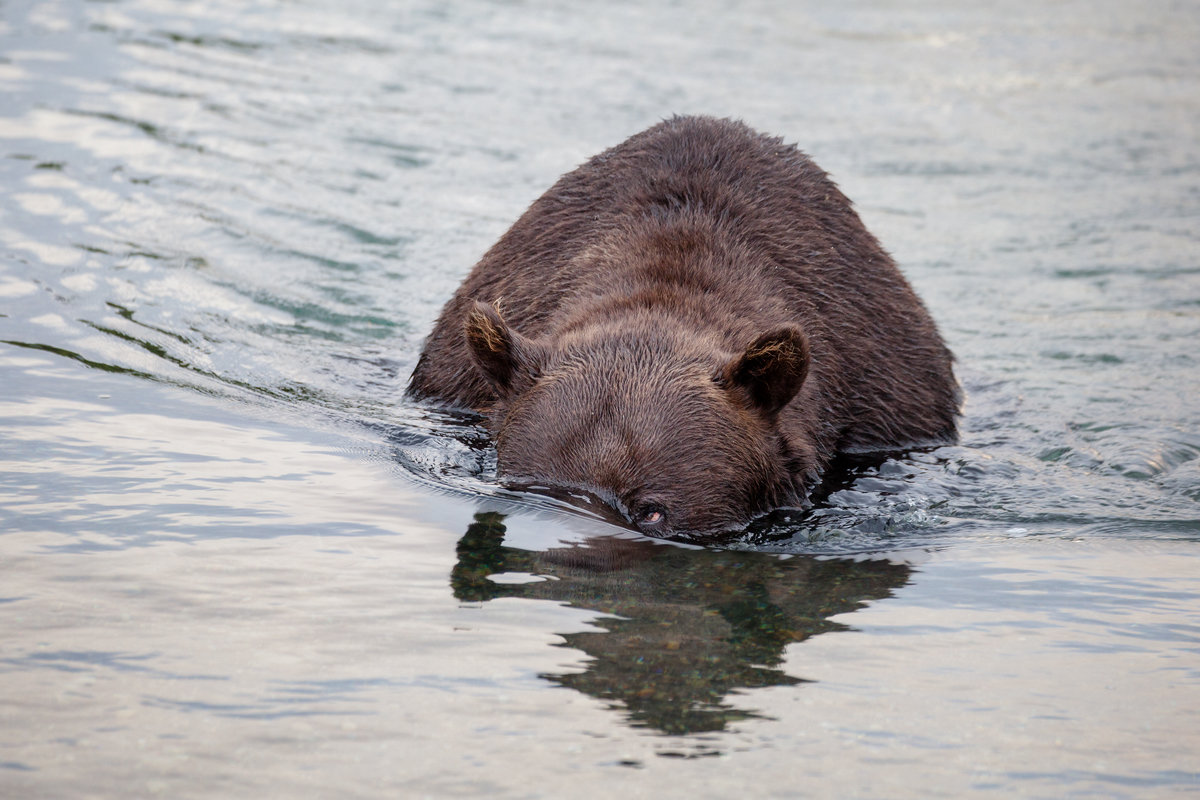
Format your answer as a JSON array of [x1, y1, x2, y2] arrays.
[[408, 116, 959, 538]]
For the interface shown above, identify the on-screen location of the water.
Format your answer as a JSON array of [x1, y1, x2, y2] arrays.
[[1, 0, 1198, 796]]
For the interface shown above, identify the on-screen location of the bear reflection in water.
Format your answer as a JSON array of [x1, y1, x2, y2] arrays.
[[451, 512, 911, 736]]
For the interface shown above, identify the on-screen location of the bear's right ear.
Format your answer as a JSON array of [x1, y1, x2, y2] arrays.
[[464, 301, 544, 397]]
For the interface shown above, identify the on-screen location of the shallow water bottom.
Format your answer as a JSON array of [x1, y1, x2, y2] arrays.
[[2, 356, 1197, 798]]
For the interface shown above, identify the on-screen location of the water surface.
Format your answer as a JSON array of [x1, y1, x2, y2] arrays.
[[1, 0, 1198, 796]]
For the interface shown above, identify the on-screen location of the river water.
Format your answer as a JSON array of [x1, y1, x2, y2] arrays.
[[1, 0, 1198, 796]]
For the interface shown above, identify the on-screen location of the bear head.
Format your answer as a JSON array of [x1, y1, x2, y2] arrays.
[[464, 301, 810, 539]]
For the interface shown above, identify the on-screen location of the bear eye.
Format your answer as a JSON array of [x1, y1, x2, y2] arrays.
[[633, 502, 668, 529]]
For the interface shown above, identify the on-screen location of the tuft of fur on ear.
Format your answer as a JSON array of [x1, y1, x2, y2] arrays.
[[724, 326, 810, 415], [464, 301, 544, 396]]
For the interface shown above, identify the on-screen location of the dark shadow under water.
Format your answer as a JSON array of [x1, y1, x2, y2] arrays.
[[451, 512, 911, 736]]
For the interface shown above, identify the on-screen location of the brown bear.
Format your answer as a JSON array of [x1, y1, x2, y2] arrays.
[[408, 116, 959, 539]]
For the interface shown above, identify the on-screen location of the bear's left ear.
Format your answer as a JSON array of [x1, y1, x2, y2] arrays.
[[464, 300, 545, 398], [723, 326, 810, 416]]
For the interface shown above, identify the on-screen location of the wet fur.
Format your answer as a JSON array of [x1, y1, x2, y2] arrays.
[[409, 116, 959, 536]]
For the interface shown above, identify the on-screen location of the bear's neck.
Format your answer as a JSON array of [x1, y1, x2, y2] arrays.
[[549, 213, 795, 350]]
